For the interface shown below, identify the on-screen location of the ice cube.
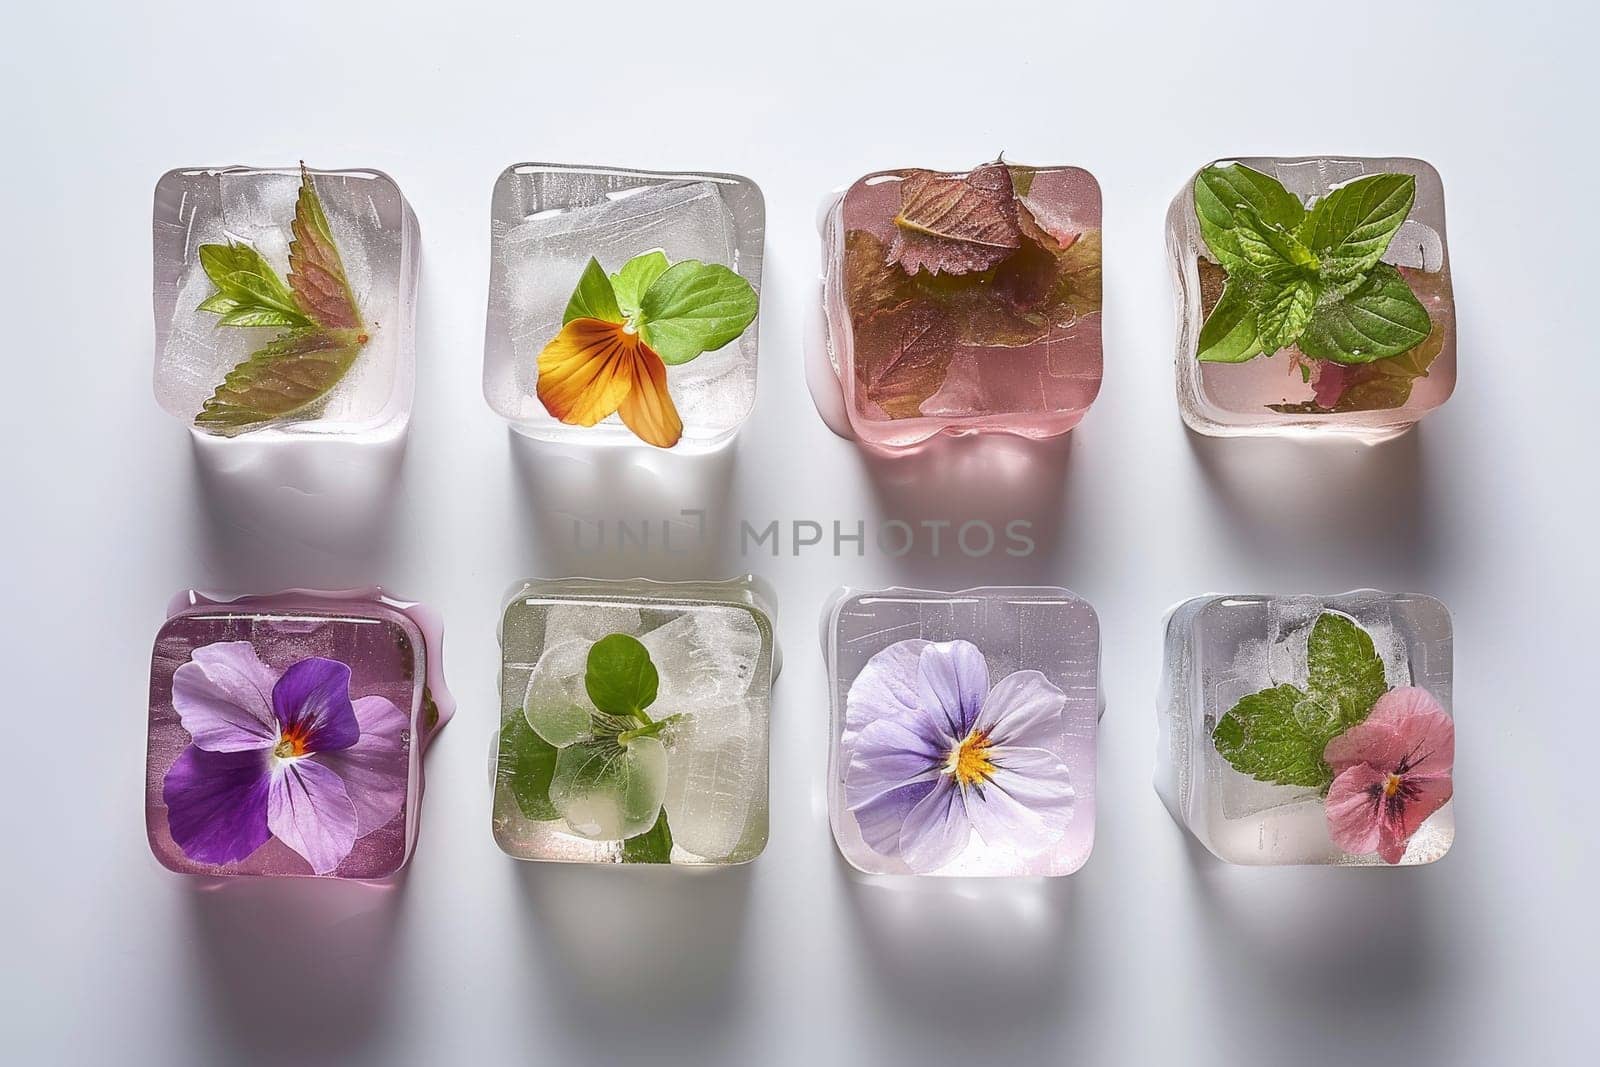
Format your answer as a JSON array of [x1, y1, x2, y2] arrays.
[[151, 166, 418, 439], [483, 165, 765, 452], [824, 586, 1100, 877], [1168, 156, 1455, 441], [1156, 591, 1456, 865], [816, 162, 1103, 452]]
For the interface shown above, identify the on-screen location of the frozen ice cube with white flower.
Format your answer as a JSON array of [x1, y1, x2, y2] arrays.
[[493, 577, 777, 865]]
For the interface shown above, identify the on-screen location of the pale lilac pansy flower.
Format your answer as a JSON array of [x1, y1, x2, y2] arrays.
[[843, 639, 1075, 873]]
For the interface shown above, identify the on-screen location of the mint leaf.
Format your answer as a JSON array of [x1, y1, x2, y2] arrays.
[[500, 712, 560, 821], [287, 165, 363, 331], [1304, 173, 1416, 282], [197, 241, 312, 329], [611, 250, 670, 320], [1212, 685, 1335, 790], [562, 256, 624, 326], [1298, 263, 1431, 364], [584, 633, 659, 720], [638, 260, 759, 365], [1194, 163, 1306, 271], [1256, 277, 1319, 352], [1306, 613, 1387, 728], [194, 327, 366, 434], [621, 809, 673, 863], [1197, 280, 1263, 363], [1233, 208, 1319, 275]]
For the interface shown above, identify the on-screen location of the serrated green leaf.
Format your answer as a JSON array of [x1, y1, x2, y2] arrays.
[[1304, 173, 1416, 281], [1256, 277, 1319, 353], [499, 711, 560, 821], [1197, 279, 1263, 363], [196, 241, 312, 328], [1234, 207, 1319, 275], [1194, 163, 1306, 271], [638, 260, 759, 365], [621, 809, 674, 863], [1299, 263, 1432, 364], [1306, 613, 1387, 728], [562, 256, 624, 326], [193, 327, 366, 433], [584, 633, 659, 720], [1212, 684, 1335, 790], [611, 250, 670, 320]]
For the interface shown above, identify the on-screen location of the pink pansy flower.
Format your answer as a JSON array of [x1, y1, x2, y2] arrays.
[[1323, 687, 1454, 864]]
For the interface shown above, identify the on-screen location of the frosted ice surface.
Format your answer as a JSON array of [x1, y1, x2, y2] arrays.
[[488, 179, 757, 434], [541, 603, 644, 647], [154, 170, 405, 430]]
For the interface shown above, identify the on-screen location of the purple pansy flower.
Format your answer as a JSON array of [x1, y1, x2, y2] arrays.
[[161, 641, 409, 874], [843, 639, 1075, 873]]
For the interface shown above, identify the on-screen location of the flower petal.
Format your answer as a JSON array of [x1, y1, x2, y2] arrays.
[[616, 341, 683, 448], [843, 639, 929, 745], [844, 718, 944, 809], [268, 758, 359, 875], [1324, 686, 1454, 776], [535, 318, 637, 428], [1324, 763, 1387, 856], [964, 745, 1075, 853], [522, 639, 596, 748], [974, 669, 1069, 749], [1378, 772, 1453, 863], [313, 696, 410, 836], [162, 745, 272, 865], [272, 658, 360, 753], [852, 779, 936, 858], [171, 641, 280, 752], [898, 776, 971, 873], [549, 736, 668, 841], [915, 641, 990, 743]]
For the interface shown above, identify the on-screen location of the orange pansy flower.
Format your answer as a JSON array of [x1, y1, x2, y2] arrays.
[[536, 318, 684, 449]]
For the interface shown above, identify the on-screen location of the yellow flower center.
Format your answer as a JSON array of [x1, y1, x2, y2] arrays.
[[947, 730, 996, 787], [1383, 772, 1403, 798], [273, 724, 311, 760]]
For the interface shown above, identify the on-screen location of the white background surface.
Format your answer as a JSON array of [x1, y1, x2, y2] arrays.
[[2, 2, 1592, 1063]]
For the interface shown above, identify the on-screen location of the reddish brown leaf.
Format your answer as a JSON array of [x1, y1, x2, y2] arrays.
[[888, 162, 1022, 276], [852, 301, 955, 419], [288, 165, 363, 331]]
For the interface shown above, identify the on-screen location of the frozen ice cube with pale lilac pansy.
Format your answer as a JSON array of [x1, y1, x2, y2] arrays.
[[1168, 156, 1455, 440], [823, 586, 1101, 877], [817, 160, 1103, 452], [152, 165, 419, 439], [492, 578, 777, 865], [483, 164, 764, 452], [1155, 591, 1455, 866], [145, 589, 453, 879]]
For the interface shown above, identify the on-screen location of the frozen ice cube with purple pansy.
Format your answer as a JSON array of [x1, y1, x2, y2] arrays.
[[824, 586, 1101, 877], [1155, 591, 1455, 866], [145, 589, 452, 879]]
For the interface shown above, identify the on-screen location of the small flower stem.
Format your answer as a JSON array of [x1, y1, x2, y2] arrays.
[[617, 713, 683, 746]]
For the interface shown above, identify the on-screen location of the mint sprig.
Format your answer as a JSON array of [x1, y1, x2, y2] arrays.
[[1212, 613, 1388, 791], [1194, 164, 1431, 366]]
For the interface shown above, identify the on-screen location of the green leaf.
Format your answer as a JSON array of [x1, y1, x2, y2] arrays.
[[1306, 613, 1387, 728], [499, 712, 560, 821], [196, 241, 312, 329], [1299, 263, 1432, 364], [584, 633, 659, 720], [1233, 208, 1319, 275], [550, 736, 668, 841], [1255, 277, 1319, 353], [610, 250, 670, 320], [1213, 685, 1336, 790], [561, 257, 624, 326], [1304, 173, 1416, 281], [1197, 279, 1263, 363], [621, 809, 674, 863], [638, 260, 759, 365], [193, 327, 367, 434], [1193, 163, 1306, 271]]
